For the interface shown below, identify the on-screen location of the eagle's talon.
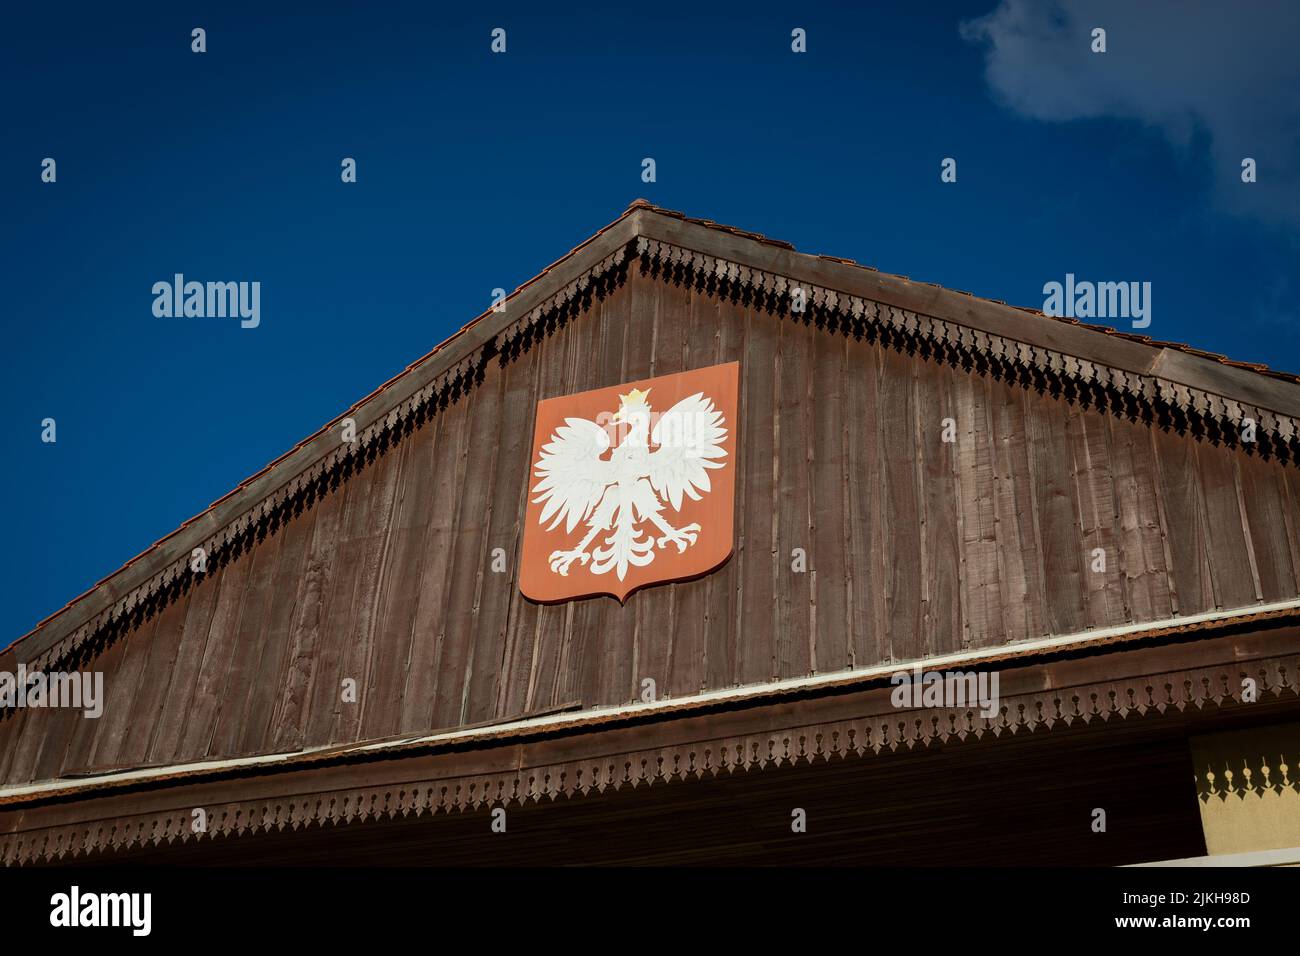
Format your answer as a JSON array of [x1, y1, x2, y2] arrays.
[[548, 548, 590, 576], [656, 522, 701, 553]]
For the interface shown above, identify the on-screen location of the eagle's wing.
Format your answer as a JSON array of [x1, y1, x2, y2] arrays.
[[531, 417, 614, 533], [646, 392, 728, 511]]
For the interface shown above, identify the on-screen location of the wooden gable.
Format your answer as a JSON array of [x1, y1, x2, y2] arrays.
[[5, 202, 1300, 792]]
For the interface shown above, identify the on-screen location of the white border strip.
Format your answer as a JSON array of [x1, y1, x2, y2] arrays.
[[1128, 845, 1300, 867]]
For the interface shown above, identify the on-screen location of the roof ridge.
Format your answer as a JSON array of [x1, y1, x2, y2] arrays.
[[629, 201, 1300, 386]]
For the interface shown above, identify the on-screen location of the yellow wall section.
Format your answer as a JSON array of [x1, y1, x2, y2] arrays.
[[1192, 722, 1300, 856]]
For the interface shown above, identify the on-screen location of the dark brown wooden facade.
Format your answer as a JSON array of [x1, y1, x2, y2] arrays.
[[4, 202, 1300, 865]]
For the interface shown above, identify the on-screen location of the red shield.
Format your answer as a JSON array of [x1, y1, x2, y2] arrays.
[[519, 362, 739, 603]]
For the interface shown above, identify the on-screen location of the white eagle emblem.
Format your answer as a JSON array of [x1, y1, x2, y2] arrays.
[[530, 386, 729, 580]]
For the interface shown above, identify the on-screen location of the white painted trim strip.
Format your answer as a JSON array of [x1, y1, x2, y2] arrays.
[[1128, 845, 1300, 867], [3, 596, 1297, 803]]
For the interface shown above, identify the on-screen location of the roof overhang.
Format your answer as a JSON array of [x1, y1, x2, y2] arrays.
[[4, 606, 1298, 865]]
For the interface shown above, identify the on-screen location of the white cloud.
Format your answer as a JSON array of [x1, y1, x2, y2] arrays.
[[961, 0, 1300, 229]]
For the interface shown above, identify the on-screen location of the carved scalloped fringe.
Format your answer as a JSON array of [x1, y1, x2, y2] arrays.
[[4, 655, 1295, 866], [26, 245, 632, 674], [1198, 751, 1299, 802], [633, 236, 1300, 452]]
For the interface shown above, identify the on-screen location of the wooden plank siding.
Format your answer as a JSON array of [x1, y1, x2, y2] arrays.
[[5, 268, 1300, 785]]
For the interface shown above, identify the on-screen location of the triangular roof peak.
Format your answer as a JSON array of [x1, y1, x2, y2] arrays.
[[12, 200, 1300, 666]]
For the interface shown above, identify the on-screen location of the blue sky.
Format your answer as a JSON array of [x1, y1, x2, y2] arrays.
[[3, 0, 1298, 643]]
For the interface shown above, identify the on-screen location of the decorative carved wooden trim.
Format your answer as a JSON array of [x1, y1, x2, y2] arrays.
[[1197, 752, 1298, 801], [22, 245, 633, 674], [5, 653, 1296, 866], [632, 236, 1300, 461], [1192, 722, 1300, 801]]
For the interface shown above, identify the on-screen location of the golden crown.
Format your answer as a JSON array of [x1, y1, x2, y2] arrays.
[[619, 387, 651, 408]]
